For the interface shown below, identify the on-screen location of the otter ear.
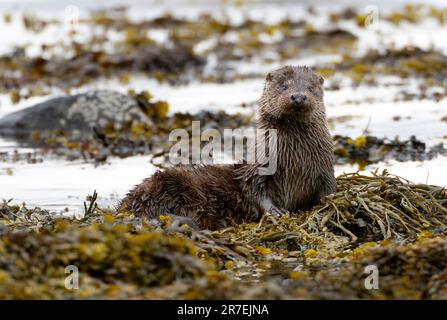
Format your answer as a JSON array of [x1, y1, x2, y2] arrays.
[[318, 75, 324, 85], [266, 72, 274, 82]]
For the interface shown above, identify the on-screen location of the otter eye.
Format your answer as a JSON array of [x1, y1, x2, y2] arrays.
[[308, 86, 314, 93], [281, 84, 288, 91]]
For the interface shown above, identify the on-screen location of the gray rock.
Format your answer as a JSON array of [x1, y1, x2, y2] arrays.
[[0, 91, 151, 142]]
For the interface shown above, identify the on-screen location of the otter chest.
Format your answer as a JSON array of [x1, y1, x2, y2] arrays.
[[274, 138, 323, 209]]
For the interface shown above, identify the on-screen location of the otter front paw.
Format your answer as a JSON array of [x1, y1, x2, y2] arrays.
[[260, 197, 288, 218], [269, 206, 289, 218]]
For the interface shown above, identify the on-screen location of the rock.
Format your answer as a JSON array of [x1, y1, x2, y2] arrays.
[[0, 90, 151, 143]]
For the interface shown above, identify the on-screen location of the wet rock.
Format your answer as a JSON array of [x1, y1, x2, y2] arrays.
[[328, 46, 447, 93], [0, 90, 254, 164], [334, 135, 447, 168], [0, 90, 151, 143], [0, 43, 205, 93]]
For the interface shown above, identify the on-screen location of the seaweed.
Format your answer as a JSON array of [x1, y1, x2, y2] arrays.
[[146, 133, 447, 170], [323, 46, 447, 100], [11, 91, 253, 164], [1, 171, 447, 299], [0, 43, 203, 95], [0, 9, 358, 96], [333, 135, 447, 169]]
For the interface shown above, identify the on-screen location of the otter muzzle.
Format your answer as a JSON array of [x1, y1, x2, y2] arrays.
[[290, 93, 307, 105]]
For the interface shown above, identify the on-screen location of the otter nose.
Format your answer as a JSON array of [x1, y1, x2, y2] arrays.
[[290, 93, 307, 104]]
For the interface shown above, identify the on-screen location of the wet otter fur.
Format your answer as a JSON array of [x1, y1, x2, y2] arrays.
[[118, 65, 336, 230]]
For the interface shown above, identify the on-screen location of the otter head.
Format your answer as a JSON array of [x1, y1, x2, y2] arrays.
[[259, 65, 325, 125]]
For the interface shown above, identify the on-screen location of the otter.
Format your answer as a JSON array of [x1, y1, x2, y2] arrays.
[[118, 65, 336, 230]]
